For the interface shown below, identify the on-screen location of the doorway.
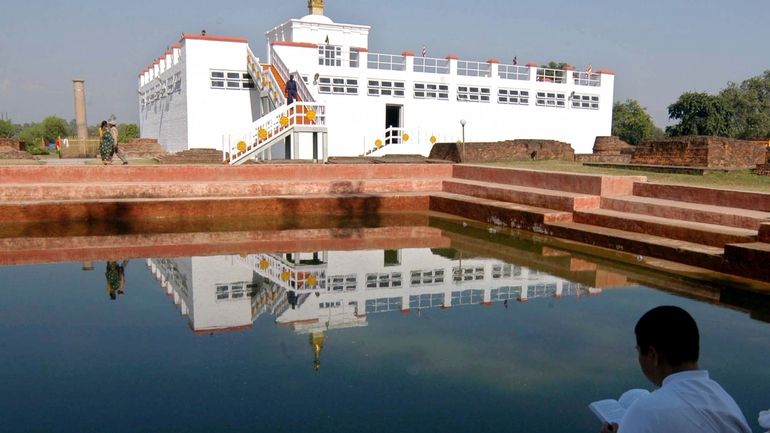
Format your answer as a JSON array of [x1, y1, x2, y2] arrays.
[[385, 105, 402, 145]]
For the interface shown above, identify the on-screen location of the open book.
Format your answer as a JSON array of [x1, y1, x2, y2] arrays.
[[589, 389, 650, 424]]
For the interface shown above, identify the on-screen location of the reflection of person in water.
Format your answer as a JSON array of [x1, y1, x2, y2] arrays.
[[106, 260, 128, 300]]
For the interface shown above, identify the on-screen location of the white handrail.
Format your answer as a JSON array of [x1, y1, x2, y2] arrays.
[[269, 45, 315, 103], [247, 47, 285, 107], [226, 101, 326, 165]]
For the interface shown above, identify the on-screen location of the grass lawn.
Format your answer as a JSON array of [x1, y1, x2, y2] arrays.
[[486, 160, 770, 192]]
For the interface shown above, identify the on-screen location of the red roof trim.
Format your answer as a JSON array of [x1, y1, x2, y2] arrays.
[[164, 50, 172, 55], [402, 50, 415, 56], [486, 58, 500, 64], [193, 324, 253, 335], [351, 46, 368, 52], [445, 54, 459, 60], [171, 43, 181, 49], [598, 69, 615, 75], [561, 65, 575, 71], [271, 40, 318, 48], [526, 62, 538, 67], [182, 34, 248, 43]]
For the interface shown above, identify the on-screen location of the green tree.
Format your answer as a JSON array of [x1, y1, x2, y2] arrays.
[[666, 92, 732, 137], [0, 119, 14, 138], [540, 61, 569, 69], [118, 123, 140, 143], [719, 70, 770, 139], [612, 100, 662, 145], [40, 116, 71, 142], [18, 123, 48, 154]]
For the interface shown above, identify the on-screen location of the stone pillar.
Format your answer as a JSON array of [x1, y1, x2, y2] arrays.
[[72, 80, 88, 140]]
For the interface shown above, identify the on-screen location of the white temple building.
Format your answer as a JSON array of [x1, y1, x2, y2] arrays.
[[137, 0, 614, 163]]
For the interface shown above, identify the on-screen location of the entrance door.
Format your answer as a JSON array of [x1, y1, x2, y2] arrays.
[[385, 105, 402, 145]]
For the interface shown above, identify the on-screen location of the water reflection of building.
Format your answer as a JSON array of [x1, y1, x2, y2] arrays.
[[148, 247, 600, 335]]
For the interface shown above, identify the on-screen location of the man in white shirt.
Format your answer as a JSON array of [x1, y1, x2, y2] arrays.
[[600, 306, 751, 433]]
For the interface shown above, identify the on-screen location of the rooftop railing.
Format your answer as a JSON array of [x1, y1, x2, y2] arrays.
[[498, 64, 530, 81], [367, 52, 406, 71], [457, 60, 491, 77], [535, 67, 567, 84], [413, 57, 449, 74]]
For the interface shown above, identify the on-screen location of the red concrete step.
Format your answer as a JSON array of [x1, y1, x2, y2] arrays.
[[0, 193, 431, 223], [633, 183, 770, 212], [544, 221, 725, 270], [573, 208, 757, 248], [0, 178, 444, 201], [723, 242, 770, 282], [429, 192, 572, 232], [601, 195, 770, 230], [443, 178, 600, 211], [0, 164, 453, 184], [453, 164, 645, 195]]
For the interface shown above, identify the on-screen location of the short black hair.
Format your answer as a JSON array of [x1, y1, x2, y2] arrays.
[[635, 305, 699, 366]]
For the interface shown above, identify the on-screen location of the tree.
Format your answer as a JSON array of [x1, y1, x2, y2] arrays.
[[18, 123, 48, 154], [0, 119, 14, 138], [666, 92, 732, 137], [540, 61, 569, 69], [612, 100, 662, 145], [40, 116, 71, 142], [118, 123, 140, 143], [719, 70, 770, 139]]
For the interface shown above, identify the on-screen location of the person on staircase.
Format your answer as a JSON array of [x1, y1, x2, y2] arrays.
[[285, 74, 299, 106]]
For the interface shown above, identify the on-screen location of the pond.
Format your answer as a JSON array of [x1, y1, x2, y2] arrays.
[[0, 214, 768, 433]]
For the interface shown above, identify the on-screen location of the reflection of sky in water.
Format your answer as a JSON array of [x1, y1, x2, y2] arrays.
[[0, 259, 768, 433]]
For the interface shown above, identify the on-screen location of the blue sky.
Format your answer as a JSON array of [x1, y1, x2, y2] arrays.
[[1, 0, 768, 127]]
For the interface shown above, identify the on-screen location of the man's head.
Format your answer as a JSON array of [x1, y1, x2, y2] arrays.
[[289, 74, 294, 81], [635, 306, 699, 385]]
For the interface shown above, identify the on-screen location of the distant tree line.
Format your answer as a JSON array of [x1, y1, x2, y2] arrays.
[[613, 70, 770, 145], [0, 116, 139, 153]]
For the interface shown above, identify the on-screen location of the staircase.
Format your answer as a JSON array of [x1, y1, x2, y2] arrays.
[[226, 48, 326, 165]]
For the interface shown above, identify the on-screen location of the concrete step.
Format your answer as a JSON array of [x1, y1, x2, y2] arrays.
[[633, 183, 770, 212], [0, 192, 431, 223], [573, 208, 757, 248], [429, 191, 573, 232], [544, 221, 725, 270], [443, 178, 600, 211], [601, 195, 770, 230], [453, 164, 645, 195], [0, 178, 444, 201], [723, 242, 770, 282]]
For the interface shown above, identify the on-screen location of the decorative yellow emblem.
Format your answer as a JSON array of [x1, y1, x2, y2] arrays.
[[307, 275, 317, 286], [375, 139, 383, 148], [430, 135, 437, 144], [258, 128, 268, 140], [281, 271, 290, 281], [237, 140, 247, 152], [402, 133, 410, 142], [306, 109, 317, 122], [259, 259, 269, 270], [279, 115, 289, 127]]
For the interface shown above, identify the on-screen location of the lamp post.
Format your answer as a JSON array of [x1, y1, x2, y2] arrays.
[[460, 119, 466, 162]]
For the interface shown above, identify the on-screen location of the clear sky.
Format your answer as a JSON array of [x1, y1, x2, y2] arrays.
[[1, 0, 768, 128]]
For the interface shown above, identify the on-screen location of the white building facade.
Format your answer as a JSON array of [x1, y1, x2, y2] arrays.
[[138, 2, 614, 160]]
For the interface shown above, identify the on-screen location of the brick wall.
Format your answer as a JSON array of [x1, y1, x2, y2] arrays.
[[429, 139, 574, 163], [630, 136, 766, 169], [0, 138, 22, 151]]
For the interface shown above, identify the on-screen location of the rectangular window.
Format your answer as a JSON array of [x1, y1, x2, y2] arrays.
[[571, 94, 600, 110], [414, 82, 449, 100], [457, 60, 491, 77], [413, 57, 450, 74], [409, 293, 445, 309], [349, 50, 359, 68], [368, 79, 405, 97], [452, 266, 485, 282], [492, 264, 522, 278], [318, 76, 358, 95], [210, 69, 254, 90], [365, 272, 402, 289], [490, 286, 523, 301], [329, 274, 357, 292], [457, 85, 490, 103], [367, 53, 406, 71], [410, 269, 446, 286], [536, 91, 566, 108], [318, 45, 342, 66], [498, 64, 529, 81], [451, 289, 484, 305], [366, 297, 403, 313], [498, 88, 529, 105]]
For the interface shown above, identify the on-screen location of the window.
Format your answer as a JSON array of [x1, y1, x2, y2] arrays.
[[319, 301, 342, 309], [365, 297, 403, 313], [490, 286, 523, 301], [329, 274, 357, 292], [536, 91, 566, 108], [414, 82, 448, 100], [498, 89, 529, 105], [498, 64, 529, 81], [536, 68, 566, 84], [457, 61, 491, 77], [457, 86, 490, 102], [572, 94, 600, 110], [528, 282, 558, 298], [349, 50, 360, 68], [453, 266, 485, 282], [492, 264, 522, 278], [210, 69, 254, 90], [409, 293, 445, 309], [368, 80, 405, 97], [367, 53, 406, 71], [413, 57, 449, 74], [365, 272, 402, 289], [318, 45, 342, 66], [410, 269, 445, 286], [318, 76, 358, 95], [451, 289, 484, 305]]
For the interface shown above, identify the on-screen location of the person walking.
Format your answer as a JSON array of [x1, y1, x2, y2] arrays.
[[108, 115, 128, 165], [285, 74, 299, 105], [99, 120, 114, 165]]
